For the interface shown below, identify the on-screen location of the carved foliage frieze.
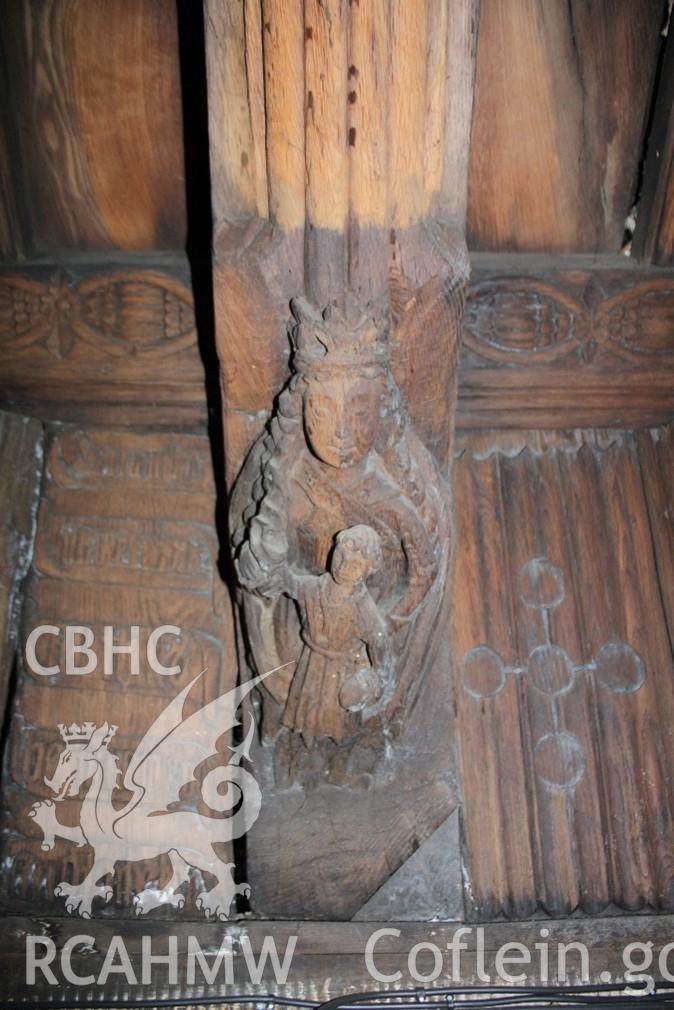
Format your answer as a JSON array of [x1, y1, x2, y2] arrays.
[[0, 270, 196, 360], [2, 265, 673, 429], [463, 274, 674, 366]]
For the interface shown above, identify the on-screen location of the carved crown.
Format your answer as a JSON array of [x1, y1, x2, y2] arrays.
[[58, 722, 117, 745], [290, 295, 388, 373]]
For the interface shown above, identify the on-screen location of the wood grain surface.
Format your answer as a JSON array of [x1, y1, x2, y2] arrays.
[[0, 426, 236, 917], [460, 260, 674, 427], [453, 426, 674, 919], [0, 255, 208, 428], [1, 913, 674, 999], [2, 257, 674, 432], [206, 0, 479, 238], [0, 412, 43, 721], [1, 424, 671, 923], [0, 0, 186, 254], [467, 0, 664, 254], [0, 258, 670, 432], [633, 20, 674, 265], [205, 0, 476, 919], [1, 1, 670, 261]]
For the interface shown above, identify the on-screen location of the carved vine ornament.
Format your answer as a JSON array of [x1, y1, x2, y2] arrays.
[[230, 296, 452, 748]]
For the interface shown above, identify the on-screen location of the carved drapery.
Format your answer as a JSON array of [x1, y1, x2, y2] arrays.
[[206, 0, 479, 917], [230, 296, 453, 751]]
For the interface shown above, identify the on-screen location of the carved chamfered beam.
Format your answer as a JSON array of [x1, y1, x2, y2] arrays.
[[207, 0, 478, 475], [205, 0, 477, 917]]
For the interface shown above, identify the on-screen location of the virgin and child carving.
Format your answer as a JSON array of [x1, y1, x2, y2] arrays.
[[229, 295, 452, 748]]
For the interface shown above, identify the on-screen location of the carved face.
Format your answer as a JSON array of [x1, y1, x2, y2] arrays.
[[303, 374, 382, 469], [331, 544, 371, 585]]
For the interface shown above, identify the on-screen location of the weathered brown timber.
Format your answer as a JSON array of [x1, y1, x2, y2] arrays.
[[467, 0, 663, 254], [1, 257, 673, 430], [0, 426, 236, 918], [0, 256, 206, 428], [0, 0, 667, 263], [0, 0, 186, 255], [460, 258, 674, 427], [0, 412, 43, 720], [1, 913, 674, 1000], [205, 0, 479, 917], [633, 22, 674, 265], [1, 425, 672, 922], [454, 426, 674, 919]]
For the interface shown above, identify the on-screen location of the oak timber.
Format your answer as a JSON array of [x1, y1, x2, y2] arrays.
[[1, 256, 673, 431], [2, 425, 671, 922]]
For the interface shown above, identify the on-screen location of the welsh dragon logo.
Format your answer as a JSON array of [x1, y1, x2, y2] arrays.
[[28, 670, 277, 920]]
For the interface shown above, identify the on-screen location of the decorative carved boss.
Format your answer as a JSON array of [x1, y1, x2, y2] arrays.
[[230, 296, 452, 748], [206, 0, 478, 915]]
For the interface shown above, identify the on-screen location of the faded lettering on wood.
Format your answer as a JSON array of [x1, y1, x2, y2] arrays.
[[0, 428, 235, 918]]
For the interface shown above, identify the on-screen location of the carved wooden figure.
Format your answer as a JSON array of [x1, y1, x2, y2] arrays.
[[230, 296, 452, 748], [283, 524, 392, 744], [206, 0, 479, 916]]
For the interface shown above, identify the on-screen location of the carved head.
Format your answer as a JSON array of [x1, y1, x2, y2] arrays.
[[331, 525, 383, 585], [303, 373, 384, 469], [291, 296, 388, 470]]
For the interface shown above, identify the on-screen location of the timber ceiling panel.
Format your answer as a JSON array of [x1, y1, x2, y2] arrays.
[[1, 423, 671, 921], [454, 426, 674, 919]]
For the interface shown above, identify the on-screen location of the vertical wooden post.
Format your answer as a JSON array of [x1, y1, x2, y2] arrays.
[[206, 0, 479, 917]]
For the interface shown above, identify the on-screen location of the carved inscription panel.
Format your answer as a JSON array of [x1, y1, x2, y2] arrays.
[[1, 428, 234, 917]]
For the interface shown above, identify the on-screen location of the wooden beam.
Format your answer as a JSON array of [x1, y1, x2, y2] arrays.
[[633, 21, 674, 265], [3, 425, 672, 927], [1, 255, 672, 431], [206, 0, 479, 918], [0, 412, 43, 726], [467, 0, 663, 255], [0, 253, 207, 429], [1, 914, 673, 999]]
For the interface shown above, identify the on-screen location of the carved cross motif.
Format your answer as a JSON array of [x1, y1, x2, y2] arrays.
[[461, 557, 646, 791]]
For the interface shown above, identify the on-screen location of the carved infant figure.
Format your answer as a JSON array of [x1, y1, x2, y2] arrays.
[[230, 295, 453, 753], [283, 524, 394, 745]]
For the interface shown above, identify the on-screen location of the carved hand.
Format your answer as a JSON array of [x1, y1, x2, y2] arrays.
[[237, 517, 289, 597], [236, 541, 268, 589], [339, 666, 382, 713]]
